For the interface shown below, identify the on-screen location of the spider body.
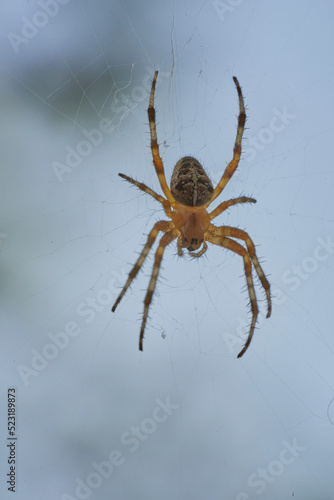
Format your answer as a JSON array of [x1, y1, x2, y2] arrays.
[[171, 202, 210, 253], [112, 72, 272, 357], [170, 156, 214, 206]]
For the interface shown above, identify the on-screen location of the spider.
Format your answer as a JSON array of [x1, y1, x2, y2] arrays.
[[112, 71, 272, 357]]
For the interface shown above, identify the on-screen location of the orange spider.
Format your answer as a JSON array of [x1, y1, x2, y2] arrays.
[[112, 71, 271, 357]]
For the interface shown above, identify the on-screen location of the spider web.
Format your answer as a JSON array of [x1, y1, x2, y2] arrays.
[[1, 1, 334, 499]]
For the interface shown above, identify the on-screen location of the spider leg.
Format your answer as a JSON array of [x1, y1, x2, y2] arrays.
[[177, 236, 184, 257], [205, 232, 259, 358], [118, 173, 172, 217], [208, 225, 271, 318], [112, 220, 173, 313], [139, 229, 177, 350], [209, 196, 256, 221], [206, 76, 246, 207], [148, 71, 175, 204]]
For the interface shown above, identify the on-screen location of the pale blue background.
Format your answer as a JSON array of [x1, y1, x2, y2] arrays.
[[1, 1, 334, 498]]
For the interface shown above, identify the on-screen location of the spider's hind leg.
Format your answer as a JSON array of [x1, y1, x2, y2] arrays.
[[148, 71, 175, 204], [206, 76, 246, 206]]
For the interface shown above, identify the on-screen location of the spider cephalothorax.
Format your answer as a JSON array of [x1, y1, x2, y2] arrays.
[[112, 72, 272, 357], [171, 203, 211, 254]]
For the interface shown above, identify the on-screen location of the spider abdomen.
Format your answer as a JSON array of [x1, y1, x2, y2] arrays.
[[170, 156, 213, 207]]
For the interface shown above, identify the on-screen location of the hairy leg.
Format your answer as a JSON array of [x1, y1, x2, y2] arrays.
[[206, 77, 246, 206], [206, 232, 259, 358], [208, 225, 271, 318], [148, 71, 175, 204], [140, 230, 177, 350], [209, 196, 256, 221], [118, 173, 172, 217], [112, 220, 173, 312]]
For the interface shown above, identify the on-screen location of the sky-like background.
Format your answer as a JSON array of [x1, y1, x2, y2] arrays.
[[1, 1, 334, 499]]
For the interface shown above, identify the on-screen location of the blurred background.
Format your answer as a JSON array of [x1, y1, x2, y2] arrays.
[[1, 0, 334, 498]]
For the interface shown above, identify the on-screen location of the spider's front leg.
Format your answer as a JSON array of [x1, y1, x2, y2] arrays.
[[112, 220, 173, 313], [209, 225, 271, 318], [206, 231, 259, 358], [139, 229, 178, 350]]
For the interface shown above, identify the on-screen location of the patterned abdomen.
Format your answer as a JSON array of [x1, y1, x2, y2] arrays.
[[170, 156, 214, 207]]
